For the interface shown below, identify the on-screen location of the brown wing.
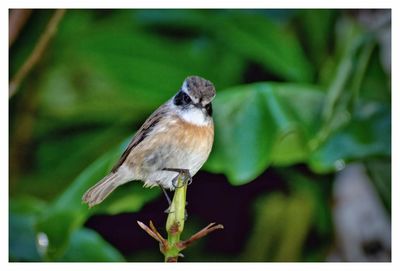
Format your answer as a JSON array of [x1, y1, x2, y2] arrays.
[[111, 102, 170, 172]]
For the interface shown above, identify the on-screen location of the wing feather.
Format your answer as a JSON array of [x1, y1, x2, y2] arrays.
[[111, 102, 170, 172]]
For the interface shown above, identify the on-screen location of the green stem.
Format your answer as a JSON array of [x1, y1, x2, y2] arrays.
[[137, 173, 223, 262], [164, 174, 187, 262]]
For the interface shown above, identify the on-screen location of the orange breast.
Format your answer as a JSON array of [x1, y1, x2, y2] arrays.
[[168, 117, 214, 153], [126, 115, 214, 176]]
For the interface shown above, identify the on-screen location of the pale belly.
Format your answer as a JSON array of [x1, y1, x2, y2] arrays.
[[141, 144, 211, 190]]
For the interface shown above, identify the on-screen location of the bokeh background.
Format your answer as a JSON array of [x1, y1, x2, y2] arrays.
[[9, 9, 391, 262]]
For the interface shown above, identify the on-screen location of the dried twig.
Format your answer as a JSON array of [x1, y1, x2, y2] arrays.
[[137, 221, 164, 244], [9, 9, 66, 98], [178, 222, 224, 250], [9, 9, 32, 47]]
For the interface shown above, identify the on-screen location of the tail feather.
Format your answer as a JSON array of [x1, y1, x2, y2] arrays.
[[82, 172, 123, 208]]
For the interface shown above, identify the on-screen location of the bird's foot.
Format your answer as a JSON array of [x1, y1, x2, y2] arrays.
[[163, 168, 192, 188]]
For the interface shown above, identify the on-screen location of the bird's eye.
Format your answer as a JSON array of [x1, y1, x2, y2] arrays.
[[182, 92, 192, 104]]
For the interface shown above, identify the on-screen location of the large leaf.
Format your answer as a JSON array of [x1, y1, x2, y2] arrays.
[[35, 138, 160, 260], [208, 87, 277, 184], [60, 228, 125, 262], [17, 125, 129, 200], [9, 213, 40, 261], [215, 13, 314, 82], [9, 197, 125, 262], [206, 82, 390, 185], [9, 197, 47, 261], [309, 101, 390, 173], [206, 82, 324, 184]]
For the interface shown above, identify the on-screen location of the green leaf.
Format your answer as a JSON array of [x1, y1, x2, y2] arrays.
[[135, 9, 212, 30], [358, 47, 391, 104], [240, 189, 314, 261], [60, 228, 125, 262], [216, 13, 314, 82], [273, 190, 314, 261], [207, 82, 390, 185], [17, 125, 129, 200], [240, 193, 287, 261], [365, 158, 391, 211], [265, 83, 324, 165], [35, 138, 160, 260], [39, 10, 223, 126], [209, 86, 277, 184], [309, 101, 390, 173], [10, 213, 41, 261], [270, 131, 308, 166], [10, 196, 47, 215], [299, 10, 337, 67], [35, 209, 81, 260], [282, 170, 333, 238], [9, 197, 47, 261], [206, 82, 324, 184], [96, 181, 160, 215]]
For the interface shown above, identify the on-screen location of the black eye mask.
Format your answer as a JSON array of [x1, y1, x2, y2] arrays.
[[174, 90, 213, 117], [174, 91, 192, 106], [205, 103, 213, 117]]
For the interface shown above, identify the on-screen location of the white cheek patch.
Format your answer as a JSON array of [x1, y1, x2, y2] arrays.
[[180, 108, 208, 126]]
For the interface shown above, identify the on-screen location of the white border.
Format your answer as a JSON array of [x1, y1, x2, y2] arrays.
[[3, 1, 398, 271], [2, 0, 397, 8]]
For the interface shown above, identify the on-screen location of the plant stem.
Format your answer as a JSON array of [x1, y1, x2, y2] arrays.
[[9, 9, 32, 47], [164, 174, 187, 262], [137, 173, 223, 262], [9, 9, 66, 98]]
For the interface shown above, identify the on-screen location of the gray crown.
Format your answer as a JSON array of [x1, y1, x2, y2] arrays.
[[183, 76, 216, 105]]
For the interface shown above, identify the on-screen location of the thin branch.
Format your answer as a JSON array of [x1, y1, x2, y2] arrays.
[[9, 9, 32, 47], [177, 223, 224, 250], [9, 9, 66, 98], [149, 220, 169, 249], [137, 221, 163, 243]]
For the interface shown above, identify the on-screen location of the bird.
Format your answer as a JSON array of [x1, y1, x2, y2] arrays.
[[82, 75, 216, 208]]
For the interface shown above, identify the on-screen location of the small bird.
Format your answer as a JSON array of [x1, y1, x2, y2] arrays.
[[82, 76, 216, 208]]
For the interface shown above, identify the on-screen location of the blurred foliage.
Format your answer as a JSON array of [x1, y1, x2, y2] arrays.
[[9, 9, 390, 262]]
